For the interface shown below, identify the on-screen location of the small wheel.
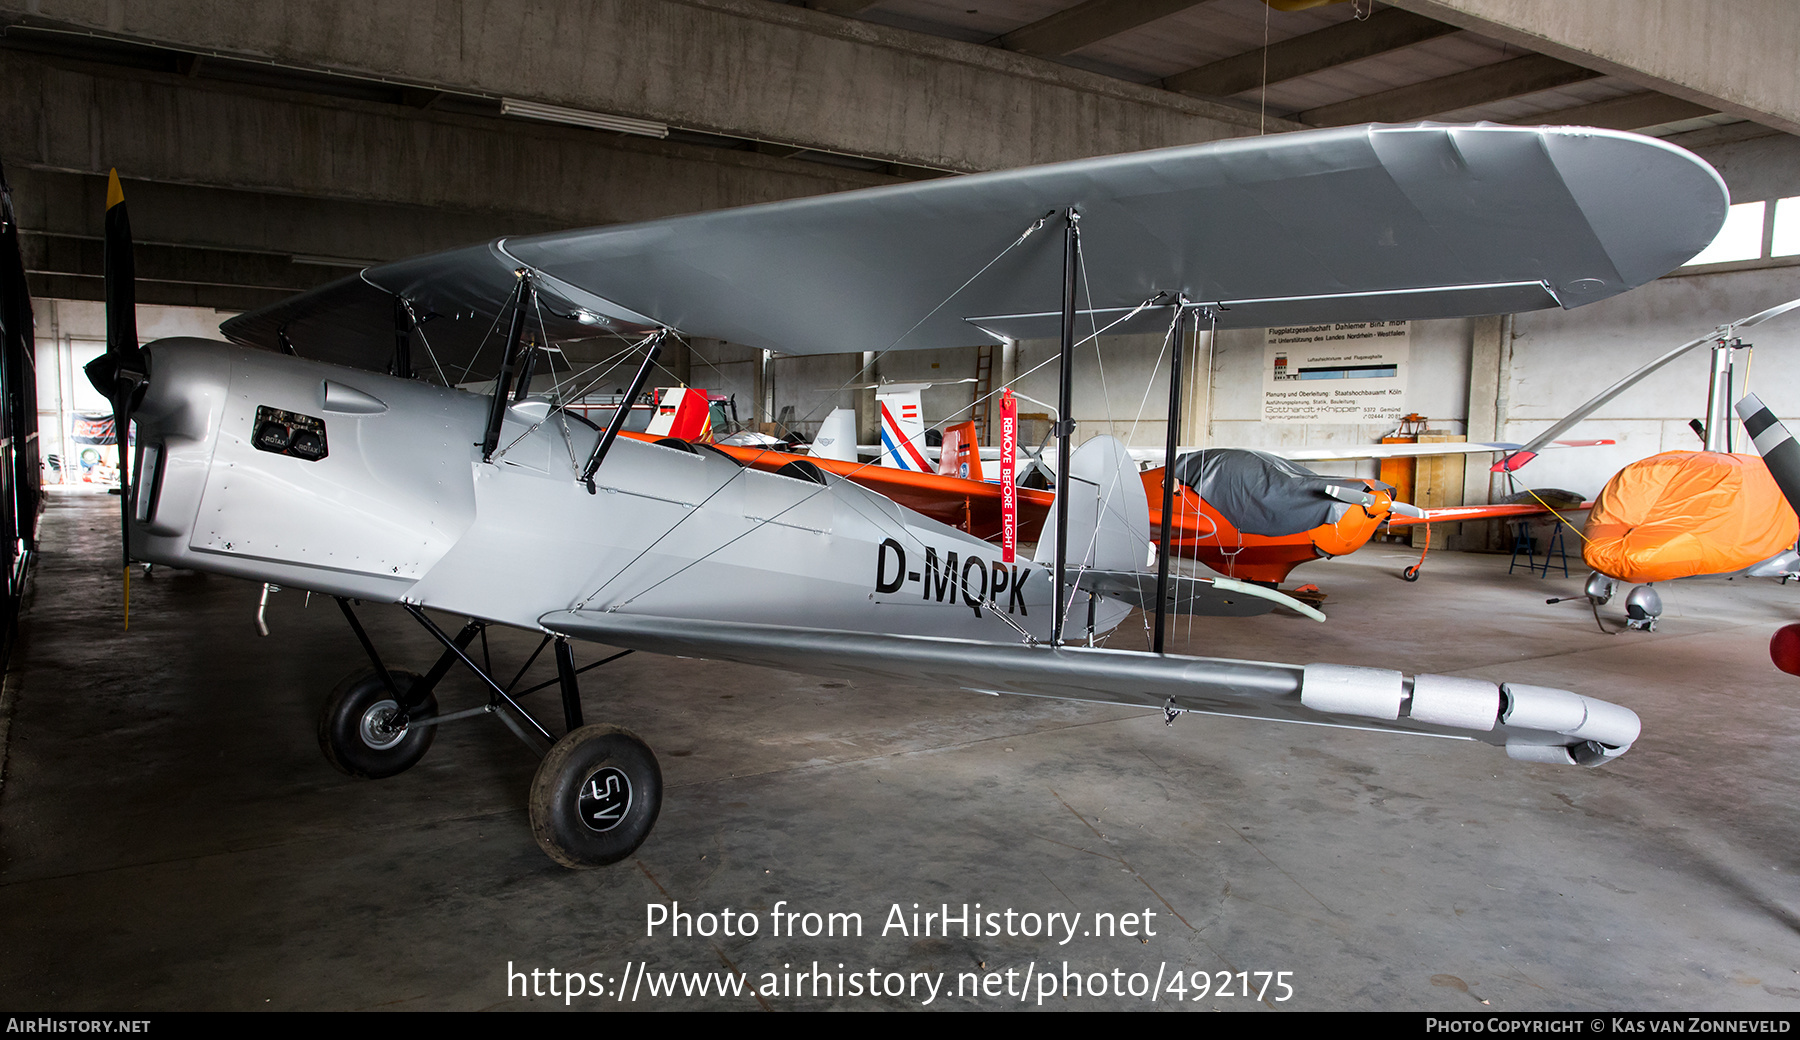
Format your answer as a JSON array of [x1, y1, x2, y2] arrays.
[[319, 668, 436, 779], [529, 724, 663, 868], [1402, 566, 1421, 582]]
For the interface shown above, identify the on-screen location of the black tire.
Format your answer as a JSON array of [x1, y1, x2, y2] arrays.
[[529, 724, 663, 868], [318, 668, 436, 779], [1402, 566, 1421, 582], [775, 459, 829, 485]]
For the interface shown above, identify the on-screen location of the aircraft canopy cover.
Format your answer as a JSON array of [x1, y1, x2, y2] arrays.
[[1171, 448, 1380, 538], [1581, 451, 1799, 583]]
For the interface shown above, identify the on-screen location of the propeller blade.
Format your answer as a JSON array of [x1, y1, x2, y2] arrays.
[[103, 170, 138, 368], [1323, 484, 1376, 509], [1736, 393, 1800, 516], [85, 169, 146, 580]]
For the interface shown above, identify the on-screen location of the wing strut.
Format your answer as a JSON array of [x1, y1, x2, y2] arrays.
[[481, 273, 534, 461], [582, 329, 667, 493], [1052, 209, 1081, 645], [392, 295, 414, 380], [1153, 300, 1192, 654]]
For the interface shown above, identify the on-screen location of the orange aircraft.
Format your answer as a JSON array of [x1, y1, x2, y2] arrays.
[[1502, 299, 1800, 631], [631, 390, 1566, 590]]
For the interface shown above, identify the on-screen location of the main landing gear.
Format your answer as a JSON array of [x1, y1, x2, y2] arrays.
[[321, 598, 659, 868]]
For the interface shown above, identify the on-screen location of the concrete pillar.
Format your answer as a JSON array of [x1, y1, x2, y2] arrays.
[[856, 350, 878, 446], [1458, 312, 1511, 550], [1182, 326, 1216, 449], [664, 337, 692, 387], [757, 348, 775, 433]]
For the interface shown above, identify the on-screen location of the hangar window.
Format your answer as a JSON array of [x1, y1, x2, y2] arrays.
[[1771, 196, 1800, 258], [1683, 200, 1765, 266]]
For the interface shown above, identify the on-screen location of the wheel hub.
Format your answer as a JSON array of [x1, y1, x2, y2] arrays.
[[577, 766, 632, 833], [358, 698, 407, 750]]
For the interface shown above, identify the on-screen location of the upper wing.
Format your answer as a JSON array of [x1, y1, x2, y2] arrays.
[[221, 124, 1725, 376], [539, 611, 1639, 766]]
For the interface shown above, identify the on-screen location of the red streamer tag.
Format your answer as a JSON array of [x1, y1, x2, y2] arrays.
[[999, 389, 1017, 563]]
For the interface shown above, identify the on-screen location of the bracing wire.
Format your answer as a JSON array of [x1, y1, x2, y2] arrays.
[[575, 217, 1060, 616]]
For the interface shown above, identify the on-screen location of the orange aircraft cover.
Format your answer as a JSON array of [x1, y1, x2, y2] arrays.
[[1582, 451, 1799, 583]]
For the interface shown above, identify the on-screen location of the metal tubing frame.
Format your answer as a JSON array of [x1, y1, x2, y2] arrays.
[[555, 637, 584, 731], [510, 649, 633, 698], [513, 342, 540, 403], [1153, 305, 1188, 654], [416, 619, 483, 699], [582, 330, 667, 491], [403, 604, 555, 749], [392, 294, 414, 380], [336, 596, 404, 700], [481, 275, 534, 461]]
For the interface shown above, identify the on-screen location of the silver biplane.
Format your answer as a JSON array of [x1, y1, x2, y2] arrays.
[[85, 124, 1724, 867]]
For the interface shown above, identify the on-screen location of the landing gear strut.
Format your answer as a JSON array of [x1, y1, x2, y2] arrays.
[[322, 598, 652, 867]]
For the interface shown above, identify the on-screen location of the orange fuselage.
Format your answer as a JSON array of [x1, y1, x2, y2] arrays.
[[628, 433, 1393, 585], [1139, 467, 1395, 584]]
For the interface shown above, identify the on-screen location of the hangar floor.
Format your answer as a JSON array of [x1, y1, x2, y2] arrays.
[[1, 489, 1797, 1012]]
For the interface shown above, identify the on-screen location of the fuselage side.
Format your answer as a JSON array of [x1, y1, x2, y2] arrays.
[[129, 339, 1105, 642]]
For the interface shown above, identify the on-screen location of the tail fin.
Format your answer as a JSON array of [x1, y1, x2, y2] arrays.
[[811, 407, 858, 463], [1034, 435, 1151, 573], [938, 420, 982, 481]]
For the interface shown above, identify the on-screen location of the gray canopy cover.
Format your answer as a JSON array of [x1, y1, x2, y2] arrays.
[[1170, 448, 1383, 538]]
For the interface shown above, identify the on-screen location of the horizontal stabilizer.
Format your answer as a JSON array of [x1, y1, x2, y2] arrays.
[[1077, 569, 1327, 621], [539, 612, 1635, 764]]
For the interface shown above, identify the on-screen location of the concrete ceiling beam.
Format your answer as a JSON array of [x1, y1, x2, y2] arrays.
[[26, 272, 297, 313], [1388, 0, 1800, 135], [804, 1, 883, 14], [0, 50, 896, 232], [999, 0, 1214, 58], [0, 0, 1280, 174], [1515, 91, 1717, 132], [1164, 8, 1459, 98], [1298, 52, 1600, 125], [20, 231, 346, 295], [9, 167, 535, 265]]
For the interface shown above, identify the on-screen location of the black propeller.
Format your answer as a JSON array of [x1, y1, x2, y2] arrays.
[[84, 170, 147, 582], [1737, 394, 1800, 520], [1734, 393, 1800, 676]]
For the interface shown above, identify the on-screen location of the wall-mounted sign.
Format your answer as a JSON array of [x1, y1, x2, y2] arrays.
[[1262, 321, 1410, 424]]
